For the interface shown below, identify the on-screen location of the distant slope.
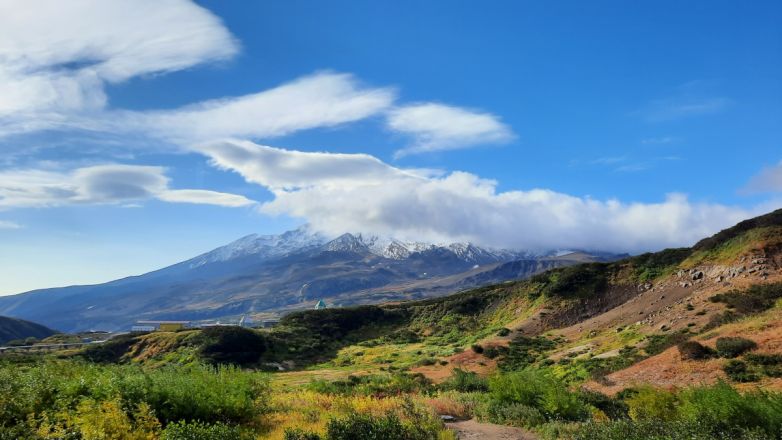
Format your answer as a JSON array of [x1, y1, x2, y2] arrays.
[[0, 227, 618, 332], [77, 209, 782, 382], [0, 316, 57, 344]]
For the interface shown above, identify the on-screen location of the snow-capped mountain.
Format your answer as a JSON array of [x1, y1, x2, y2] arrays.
[[190, 226, 533, 267], [0, 226, 623, 332], [188, 227, 327, 268]]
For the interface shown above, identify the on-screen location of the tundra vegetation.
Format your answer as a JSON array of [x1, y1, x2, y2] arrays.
[[3, 212, 782, 439], [2, 282, 781, 439]]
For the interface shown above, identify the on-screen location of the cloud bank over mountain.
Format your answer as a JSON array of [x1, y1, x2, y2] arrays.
[[200, 140, 768, 252]]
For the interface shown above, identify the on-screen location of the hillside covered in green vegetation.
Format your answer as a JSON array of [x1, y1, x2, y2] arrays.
[[0, 315, 57, 345], [2, 209, 782, 439]]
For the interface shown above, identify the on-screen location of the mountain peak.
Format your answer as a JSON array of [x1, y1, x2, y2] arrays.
[[322, 233, 371, 254]]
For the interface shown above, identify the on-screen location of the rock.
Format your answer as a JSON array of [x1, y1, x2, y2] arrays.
[[691, 271, 704, 280]]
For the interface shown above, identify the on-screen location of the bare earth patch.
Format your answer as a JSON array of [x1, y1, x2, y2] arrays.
[[446, 419, 538, 440]]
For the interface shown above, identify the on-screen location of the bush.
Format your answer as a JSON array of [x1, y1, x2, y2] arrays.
[[198, 326, 267, 365], [162, 420, 248, 440], [644, 331, 690, 356], [481, 402, 546, 428], [578, 389, 628, 420], [80, 333, 138, 363], [488, 369, 588, 421], [678, 381, 782, 434], [497, 328, 511, 337], [497, 336, 556, 371], [723, 360, 759, 382], [483, 345, 503, 359], [715, 337, 757, 358], [440, 368, 488, 392], [677, 341, 715, 360], [745, 353, 782, 366], [573, 418, 771, 440], [625, 386, 678, 421], [326, 412, 432, 440], [471, 344, 484, 354], [307, 372, 432, 396], [284, 428, 322, 440]]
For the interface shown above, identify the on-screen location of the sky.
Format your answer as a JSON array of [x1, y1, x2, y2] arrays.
[[0, 0, 781, 295]]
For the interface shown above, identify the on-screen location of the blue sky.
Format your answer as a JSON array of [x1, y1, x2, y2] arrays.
[[0, 0, 780, 295]]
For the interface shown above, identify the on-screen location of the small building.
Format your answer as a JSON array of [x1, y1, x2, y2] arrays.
[[134, 320, 191, 332], [130, 325, 156, 333], [314, 299, 327, 310]]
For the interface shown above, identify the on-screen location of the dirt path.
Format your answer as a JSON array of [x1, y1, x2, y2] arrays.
[[446, 419, 537, 439]]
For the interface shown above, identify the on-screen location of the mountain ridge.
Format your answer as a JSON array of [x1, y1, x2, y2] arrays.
[[0, 227, 619, 332]]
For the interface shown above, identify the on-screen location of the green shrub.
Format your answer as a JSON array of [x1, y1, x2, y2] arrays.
[[326, 413, 425, 440], [440, 368, 488, 392], [416, 357, 437, 366], [678, 382, 782, 434], [471, 344, 484, 354], [578, 389, 628, 420], [497, 336, 556, 371], [723, 360, 759, 382], [716, 337, 757, 358], [625, 386, 678, 421], [198, 326, 267, 365], [483, 345, 503, 359], [677, 341, 715, 360], [497, 328, 511, 337], [488, 369, 588, 421], [644, 331, 690, 356], [284, 428, 323, 440], [80, 333, 138, 363], [307, 372, 432, 396], [573, 418, 770, 440], [745, 353, 782, 366], [480, 401, 546, 428], [161, 420, 248, 440]]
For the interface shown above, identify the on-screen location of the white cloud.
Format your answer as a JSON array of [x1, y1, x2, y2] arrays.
[[199, 140, 418, 189], [126, 72, 396, 143], [158, 189, 255, 207], [387, 103, 514, 157], [0, 220, 22, 229], [0, 0, 237, 135], [743, 161, 782, 194], [0, 164, 255, 209], [199, 140, 773, 253]]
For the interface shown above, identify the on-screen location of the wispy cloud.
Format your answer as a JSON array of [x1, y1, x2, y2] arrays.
[[641, 97, 730, 122], [126, 72, 396, 144], [637, 81, 730, 123], [742, 160, 782, 194], [586, 155, 681, 173], [0, 164, 255, 209], [388, 103, 514, 158], [0, 220, 22, 229]]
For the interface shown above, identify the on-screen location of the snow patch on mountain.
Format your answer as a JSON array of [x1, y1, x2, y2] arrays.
[[188, 227, 541, 268], [188, 226, 327, 267]]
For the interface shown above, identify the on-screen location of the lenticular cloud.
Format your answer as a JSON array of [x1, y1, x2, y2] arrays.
[[200, 140, 770, 253]]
